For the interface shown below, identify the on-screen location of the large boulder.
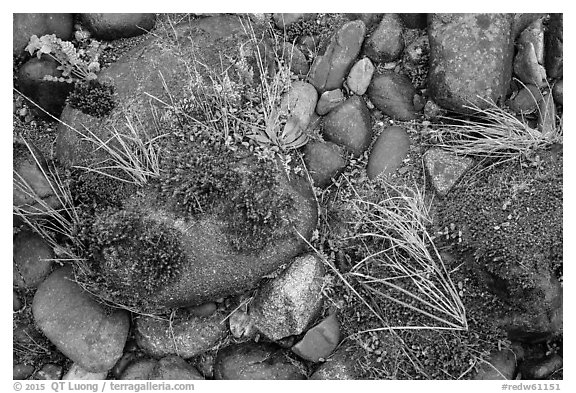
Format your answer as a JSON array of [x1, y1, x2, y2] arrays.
[[427, 14, 514, 113], [13, 13, 73, 57], [79, 13, 156, 40], [32, 266, 130, 373]]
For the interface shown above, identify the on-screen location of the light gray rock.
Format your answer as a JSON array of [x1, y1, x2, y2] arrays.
[[347, 58, 374, 96], [518, 18, 544, 64], [32, 266, 129, 373], [280, 81, 318, 138], [250, 253, 325, 341], [316, 89, 344, 116], [514, 42, 547, 87], [423, 147, 474, 197], [63, 363, 108, 380]]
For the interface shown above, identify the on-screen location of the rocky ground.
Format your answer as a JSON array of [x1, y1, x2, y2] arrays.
[[13, 13, 562, 380]]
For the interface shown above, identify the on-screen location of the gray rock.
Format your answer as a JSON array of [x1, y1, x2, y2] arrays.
[[214, 342, 306, 380], [13, 364, 35, 380], [188, 302, 218, 317], [277, 42, 309, 76], [33, 364, 63, 380], [512, 14, 546, 40], [367, 126, 410, 180], [322, 96, 372, 157], [473, 349, 518, 380], [345, 14, 382, 30], [250, 253, 325, 341], [316, 89, 344, 116], [17, 56, 73, 119], [367, 71, 418, 121], [509, 84, 543, 115], [308, 21, 366, 94], [120, 359, 157, 380], [13, 230, 53, 289], [32, 266, 130, 373], [545, 14, 563, 79], [13, 13, 73, 57], [63, 363, 108, 380], [347, 58, 375, 96], [423, 147, 474, 197], [272, 13, 316, 29], [514, 42, 547, 87], [303, 140, 347, 188], [80, 13, 156, 40], [428, 14, 514, 114], [149, 356, 204, 380], [135, 311, 227, 359], [363, 14, 404, 63], [553, 79, 563, 106], [520, 354, 562, 379], [280, 81, 318, 138], [399, 13, 428, 29], [309, 343, 360, 379], [291, 314, 340, 362], [518, 18, 544, 64]]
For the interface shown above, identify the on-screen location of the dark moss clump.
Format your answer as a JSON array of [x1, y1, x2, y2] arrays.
[[69, 168, 137, 211], [79, 208, 186, 310], [67, 80, 115, 118], [155, 132, 296, 252], [438, 148, 563, 300]]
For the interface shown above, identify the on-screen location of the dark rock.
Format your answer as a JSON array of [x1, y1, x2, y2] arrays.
[[79, 13, 156, 40], [308, 21, 366, 94], [316, 89, 344, 116], [63, 363, 108, 380], [13, 364, 35, 380], [16, 56, 73, 119], [423, 147, 474, 197], [473, 349, 518, 380], [303, 140, 347, 188], [363, 14, 404, 64], [277, 42, 309, 76], [545, 14, 563, 79], [291, 314, 340, 362], [399, 13, 428, 29], [272, 13, 316, 29], [120, 359, 157, 380], [512, 14, 546, 40], [13, 230, 54, 288], [148, 356, 204, 380], [13, 13, 73, 57], [214, 342, 306, 380], [135, 311, 227, 359], [322, 95, 372, 157], [367, 126, 410, 180], [309, 343, 360, 379], [514, 42, 547, 87], [188, 302, 218, 317], [33, 364, 63, 380], [13, 290, 22, 311], [367, 71, 418, 121], [32, 266, 130, 373], [347, 58, 375, 96], [345, 14, 382, 30], [250, 253, 325, 341], [111, 352, 138, 379], [428, 14, 514, 114], [537, 90, 557, 136], [509, 84, 543, 115], [552, 79, 563, 106], [520, 354, 562, 379]]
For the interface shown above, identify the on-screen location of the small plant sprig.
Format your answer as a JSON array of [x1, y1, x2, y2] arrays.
[[25, 34, 103, 83]]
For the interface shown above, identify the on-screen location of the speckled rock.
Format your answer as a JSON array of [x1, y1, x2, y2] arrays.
[[80, 13, 156, 40], [292, 314, 341, 362], [135, 311, 227, 359], [367, 126, 410, 180], [149, 356, 204, 380], [13, 230, 53, 289], [309, 343, 360, 379], [347, 58, 375, 96], [363, 14, 404, 63], [32, 266, 130, 373], [120, 359, 157, 380], [552, 80, 563, 106], [63, 363, 108, 380], [520, 354, 562, 379], [250, 253, 325, 341], [545, 14, 563, 79], [537, 90, 556, 136], [303, 140, 347, 188], [214, 342, 306, 380], [13, 13, 73, 57], [272, 13, 316, 29], [399, 13, 428, 29], [428, 13, 514, 114], [509, 84, 543, 115], [367, 71, 418, 120], [322, 95, 372, 157], [423, 148, 474, 197], [280, 81, 318, 137], [473, 349, 518, 380], [277, 42, 309, 76], [308, 20, 366, 94], [13, 364, 35, 380], [514, 42, 547, 87], [17, 55, 73, 119], [33, 364, 63, 380], [316, 89, 344, 116]]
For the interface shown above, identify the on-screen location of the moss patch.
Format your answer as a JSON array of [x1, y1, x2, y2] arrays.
[[67, 80, 116, 118]]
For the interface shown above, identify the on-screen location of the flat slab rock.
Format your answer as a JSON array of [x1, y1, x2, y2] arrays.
[[32, 266, 129, 373], [423, 147, 474, 196]]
